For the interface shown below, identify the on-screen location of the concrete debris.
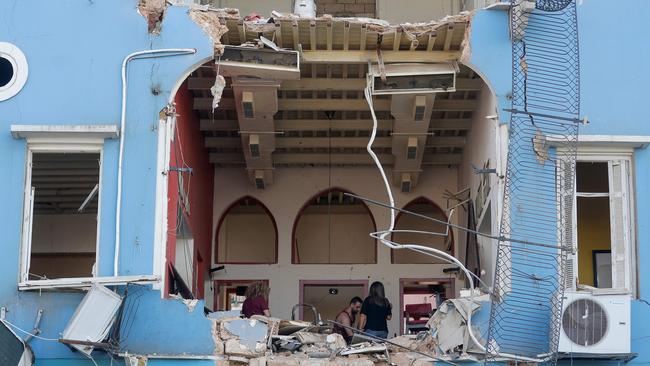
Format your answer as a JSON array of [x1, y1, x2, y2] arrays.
[[138, 0, 166, 34], [189, 8, 231, 55], [511, 0, 537, 41], [210, 298, 491, 366], [339, 343, 387, 356], [125, 355, 148, 366], [533, 127, 549, 165], [427, 294, 490, 357], [211, 75, 226, 110], [183, 298, 199, 312], [459, 11, 476, 65], [199, 6, 469, 52]]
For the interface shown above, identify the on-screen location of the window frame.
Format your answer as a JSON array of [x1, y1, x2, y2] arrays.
[[570, 148, 636, 294], [12, 125, 159, 290], [20, 141, 104, 286]]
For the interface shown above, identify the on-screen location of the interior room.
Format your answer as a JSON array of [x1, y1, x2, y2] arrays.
[[399, 278, 454, 334], [166, 16, 503, 334]]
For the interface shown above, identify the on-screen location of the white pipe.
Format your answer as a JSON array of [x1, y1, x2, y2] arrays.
[[363, 88, 549, 363], [115, 48, 196, 277], [363, 88, 396, 244]]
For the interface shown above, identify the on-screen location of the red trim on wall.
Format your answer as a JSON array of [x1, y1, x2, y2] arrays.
[[390, 196, 455, 264], [291, 187, 378, 264], [166, 81, 215, 298], [398, 277, 455, 335], [214, 196, 278, 264]]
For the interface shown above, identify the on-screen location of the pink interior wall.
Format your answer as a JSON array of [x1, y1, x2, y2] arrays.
[[166, 81, 214, 298]]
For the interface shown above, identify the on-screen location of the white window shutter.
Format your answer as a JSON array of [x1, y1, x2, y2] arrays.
[[22, 187, 35, 283], [559, 159, 577, 290], [609, 160, 629, 290]]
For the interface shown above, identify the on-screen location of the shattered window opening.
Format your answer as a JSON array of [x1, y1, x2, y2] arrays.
[[570, 158, 636, 293], [28, 152, 101, 280]]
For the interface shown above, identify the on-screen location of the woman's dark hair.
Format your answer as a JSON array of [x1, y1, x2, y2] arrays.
[[368, 281, 390, 307]]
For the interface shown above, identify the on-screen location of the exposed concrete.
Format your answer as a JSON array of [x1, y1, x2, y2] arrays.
[[189, 8, 234, 55], [138, 0, 167, 34]]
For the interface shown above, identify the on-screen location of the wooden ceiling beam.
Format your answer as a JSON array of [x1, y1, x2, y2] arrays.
[[209, 153, 245, 164], [429, 118, 472, 130], [300, 50, 460, 64], [422, 153, 462, 165], [198, 118, 472, 132], [187, 77, 482, 92], [274, 153, 394, 165], [204, 137, 243, 149], [279, 98, 476, 111], [276, 119, 392, 131], [443, 24, 454, 51], [208, 152, 462, 165], [194, 97, 476, 112], [205, 136, 465, 149]]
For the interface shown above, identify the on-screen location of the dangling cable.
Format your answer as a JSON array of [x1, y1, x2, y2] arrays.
[[363, 87, 547, 363], [364, 88, 396, 244]]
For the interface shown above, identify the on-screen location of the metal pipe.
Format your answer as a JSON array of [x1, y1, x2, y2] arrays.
[[24, 309, 43, 343], [115, 48, 196, 277], [291, 303, 321, 325], [344, 192, 568, 251]]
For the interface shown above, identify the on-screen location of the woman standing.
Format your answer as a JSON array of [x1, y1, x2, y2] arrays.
[[358, 281, 392, 339], [241, 281, 271, 317]]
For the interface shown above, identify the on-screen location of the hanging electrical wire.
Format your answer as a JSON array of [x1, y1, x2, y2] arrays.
[[362, 78, 565, 362]]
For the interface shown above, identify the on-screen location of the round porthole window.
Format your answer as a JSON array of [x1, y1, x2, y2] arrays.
[[0, 42, 29, 101]]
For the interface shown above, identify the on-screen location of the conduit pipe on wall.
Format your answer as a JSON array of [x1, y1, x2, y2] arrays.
[[116, 48, 196, 277]]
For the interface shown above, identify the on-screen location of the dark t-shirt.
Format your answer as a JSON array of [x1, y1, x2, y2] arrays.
[[333, 310, 356, 344], [241, 296, 268, 318], [360, 297, 392, 331]]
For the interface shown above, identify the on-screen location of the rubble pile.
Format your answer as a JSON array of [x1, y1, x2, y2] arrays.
[[210, 314, 462, 366]]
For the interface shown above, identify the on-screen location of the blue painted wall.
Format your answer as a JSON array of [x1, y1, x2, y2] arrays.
[[0, 0, 216, 362], [2, 0, 649, 364], [469, 1, 650, 364]]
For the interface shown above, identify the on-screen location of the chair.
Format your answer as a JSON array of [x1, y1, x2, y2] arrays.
[[404, 303, 433, 333]]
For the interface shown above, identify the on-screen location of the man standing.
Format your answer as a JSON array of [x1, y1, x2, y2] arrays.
[[332, 297, 363, 344]]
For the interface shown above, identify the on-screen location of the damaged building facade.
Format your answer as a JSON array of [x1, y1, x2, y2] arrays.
[[0, 0, 649, 365]]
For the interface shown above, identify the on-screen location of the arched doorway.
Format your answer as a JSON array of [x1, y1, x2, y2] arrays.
[[292, 188, 377, 264], [391, 197, 454, 264], [215, 196, 278, 264]]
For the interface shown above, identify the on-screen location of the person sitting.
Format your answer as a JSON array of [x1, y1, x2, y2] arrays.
[[241, 281, 270, 318], [358, 281, 392, 339], [332, 296, 363, 344]]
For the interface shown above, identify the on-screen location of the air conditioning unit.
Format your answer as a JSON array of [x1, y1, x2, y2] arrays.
[[558, 291, 631, 355], [62, 284, 123, 356], [368, 63, 457, 95]]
